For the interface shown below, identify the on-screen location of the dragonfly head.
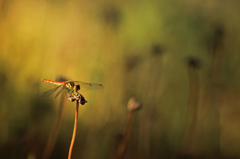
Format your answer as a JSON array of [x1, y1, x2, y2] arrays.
[[75, 84, 80, 92]]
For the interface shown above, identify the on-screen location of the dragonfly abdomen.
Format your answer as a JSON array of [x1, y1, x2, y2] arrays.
[[42, 79, 65, 85]]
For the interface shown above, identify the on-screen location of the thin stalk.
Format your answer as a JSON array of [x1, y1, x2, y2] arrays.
[[42, 93, 66, 159], [180, 66, 200, 155], [115, 97, 141, 159], [68, 100, 79, 159], [177, 57, 201, 158], [115, 111, 134, 159], [200, 26, 224, 157]]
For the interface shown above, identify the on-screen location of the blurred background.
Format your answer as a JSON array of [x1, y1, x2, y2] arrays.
[[1, 0, 240, 158]]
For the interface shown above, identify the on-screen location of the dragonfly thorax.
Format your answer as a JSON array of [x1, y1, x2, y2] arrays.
[[64, 81, 75, 89]]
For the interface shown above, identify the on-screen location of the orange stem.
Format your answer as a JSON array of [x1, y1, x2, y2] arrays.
[[68, 100, 79, 159], [116, 111, 134, 159]]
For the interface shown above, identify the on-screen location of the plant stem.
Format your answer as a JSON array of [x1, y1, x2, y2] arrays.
[[42, 94, 66, 159], [68, 100, 79, 159], [115, 110, 134, 159]]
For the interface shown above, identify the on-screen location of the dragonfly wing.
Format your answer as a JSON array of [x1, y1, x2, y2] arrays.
[[55, 86, 66, 98], [42, 85, 62, 98], [72, 81, 103, 90]]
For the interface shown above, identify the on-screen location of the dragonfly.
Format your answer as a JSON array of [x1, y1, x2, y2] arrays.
[[41, 79, 103, 98]]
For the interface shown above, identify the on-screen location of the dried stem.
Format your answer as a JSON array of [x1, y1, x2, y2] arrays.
[[42, 94, 66, 159], [115, 111, 134, 159], [68, 99, 79, 159], [115, 97, 141, 159], [179, 63, 200, 157]]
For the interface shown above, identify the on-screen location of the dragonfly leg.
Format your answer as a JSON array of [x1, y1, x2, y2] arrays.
[[68, 89, 74, 97]]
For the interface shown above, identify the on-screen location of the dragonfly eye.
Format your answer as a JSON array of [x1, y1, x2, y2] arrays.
[[75, 84, 80, 91]]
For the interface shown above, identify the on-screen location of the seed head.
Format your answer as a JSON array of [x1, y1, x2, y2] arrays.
[[127, 97, 141, 111]]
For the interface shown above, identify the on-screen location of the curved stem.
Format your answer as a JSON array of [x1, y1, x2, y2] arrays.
[[116, 111, 134, 159], [42, 94, 66, 159], [68, 100, 79, 159]]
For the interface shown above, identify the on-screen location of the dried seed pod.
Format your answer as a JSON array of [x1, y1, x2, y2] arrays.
[[127, 97, 141, 111]]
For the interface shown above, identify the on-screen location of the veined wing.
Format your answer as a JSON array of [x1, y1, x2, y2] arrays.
[[42, 85, 65, 98], [71, 81, 103, 90]]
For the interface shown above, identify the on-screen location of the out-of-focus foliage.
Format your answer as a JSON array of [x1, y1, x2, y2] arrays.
[[1, 0, 240, 158]]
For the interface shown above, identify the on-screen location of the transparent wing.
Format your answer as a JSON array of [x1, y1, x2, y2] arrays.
[[71, 81, 103, 90], [42, 85, 64, 98], [54, 86, 66, 98]]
